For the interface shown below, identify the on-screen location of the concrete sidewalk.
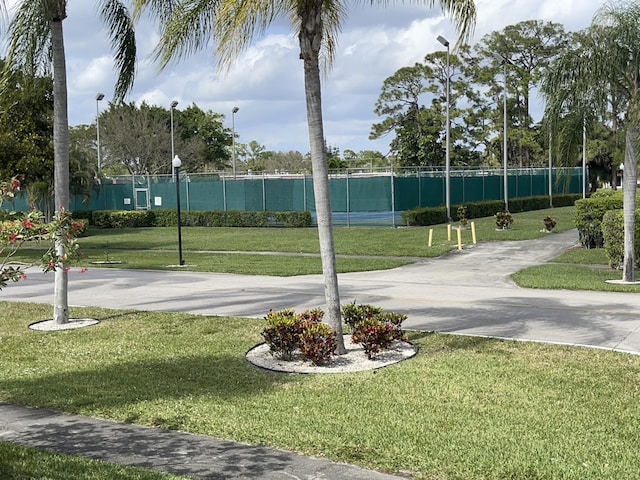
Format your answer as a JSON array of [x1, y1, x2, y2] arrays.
[[0, 403, 404, 479], [2, 228, 640, 479]]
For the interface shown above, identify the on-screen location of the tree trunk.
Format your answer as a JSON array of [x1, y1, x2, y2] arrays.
[[622, 123, 637, 282], [298, 5, 345, 354], [51, 16, 70, 324]]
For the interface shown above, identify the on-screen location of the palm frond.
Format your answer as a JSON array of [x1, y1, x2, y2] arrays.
[[5, 1, 52, 77], [98, 0, 137, 101]]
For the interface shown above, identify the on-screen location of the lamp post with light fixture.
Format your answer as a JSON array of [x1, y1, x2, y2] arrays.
[[170, 100, 179, 161], [232, 106, 239, 178], [494, 53, 513, 212], [172, 154, 184, 266], [437, 35, 451, 221], [95, 93, 104, 173]]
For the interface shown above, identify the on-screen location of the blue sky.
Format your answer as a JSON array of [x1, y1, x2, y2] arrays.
[[13, 0, 603, 155]]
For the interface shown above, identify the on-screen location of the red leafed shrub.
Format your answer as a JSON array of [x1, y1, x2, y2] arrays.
[[298, 321, 337, 365], [261, 308, 336, 364], [351, 319, 406, 360], [261, 309, 303, 360]]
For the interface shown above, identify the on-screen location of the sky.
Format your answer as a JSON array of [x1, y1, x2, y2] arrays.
[[17, 0, 606, 155]]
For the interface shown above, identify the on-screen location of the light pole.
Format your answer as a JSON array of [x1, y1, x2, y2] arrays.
[[95, 93, 104, 173], [232, 106, 239, 178], [437, 35, 451, 222], [494, 53, 511, 212], [172, 154, 184, 266], [170, 100, 179, 160]]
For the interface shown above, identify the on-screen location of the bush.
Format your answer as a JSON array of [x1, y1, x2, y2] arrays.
[[261, 308, 336, 364], [351, 319, 406, 360], [341, 302, 382, 330], [574, 192, 624, 248], [401, 194, 581, 227], [90, 209, 312, 229], [92, 210, 156, 228], [601, 209, 640, 269], [543, 216, 556, 232], [495, 211, 513, 229], [298, 321, 337, 365], [261, 309, 303, 361], [342, 302, 408, 359], [456, 205, 468, 227]]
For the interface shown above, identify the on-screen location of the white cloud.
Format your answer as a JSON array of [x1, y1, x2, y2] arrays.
[[5, 0, 604, 153]]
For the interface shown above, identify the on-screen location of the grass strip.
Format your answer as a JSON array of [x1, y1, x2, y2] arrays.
[[0, 441, 187, 480], [2, 301, 639, 480]]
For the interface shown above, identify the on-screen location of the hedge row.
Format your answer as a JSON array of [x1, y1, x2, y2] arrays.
[[86, 209, 313, 228], [401, 194, 581, 227]]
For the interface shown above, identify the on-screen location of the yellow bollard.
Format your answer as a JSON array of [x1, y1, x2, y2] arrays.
[[428, 228, 433, 247], [457, 228, 462, 250], [471, 221, 477, 244], [447, 223, 452, 242]]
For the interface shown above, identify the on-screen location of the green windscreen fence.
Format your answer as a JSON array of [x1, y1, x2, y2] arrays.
[[6, 167, 585, 223]]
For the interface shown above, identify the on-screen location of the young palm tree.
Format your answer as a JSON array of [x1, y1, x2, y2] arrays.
[[134, 0, 475, 351], [542, 0, 640, 283], [1, 0, 137, 323]]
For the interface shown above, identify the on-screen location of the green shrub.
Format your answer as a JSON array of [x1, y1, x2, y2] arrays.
[[456, 205, 468, 226], [401, 194, 581, 227], [92, 210, 156, 228], [91, 209, 312, 229], [574, 191, 624, 248], [601, 209, 640, 269], [341, 302, 382, 329]]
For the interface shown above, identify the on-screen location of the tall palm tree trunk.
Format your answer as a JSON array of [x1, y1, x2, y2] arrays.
[[51, 15, 70, 324], [622, 123, 637, 282], [299, 5, 345, 354]]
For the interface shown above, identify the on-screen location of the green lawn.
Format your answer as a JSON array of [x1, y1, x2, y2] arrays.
[[1, 302, 639, 480], [10, 206, 577, 276]]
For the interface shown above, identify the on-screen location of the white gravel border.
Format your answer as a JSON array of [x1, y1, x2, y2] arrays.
[[246, 335, 418, 374]]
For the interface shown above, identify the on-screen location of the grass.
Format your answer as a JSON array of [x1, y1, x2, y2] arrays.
[[2, 302, 640, 479], [9, 206, 576, 275], [0, 441, 187, 480]]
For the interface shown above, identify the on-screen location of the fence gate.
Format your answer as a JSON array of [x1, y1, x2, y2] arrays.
[[133, 175, 150, 210]]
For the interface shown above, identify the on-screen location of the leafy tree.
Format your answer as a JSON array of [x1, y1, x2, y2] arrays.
[[475, 20, 567, 167], [0, 63, 54, 186], [133, 0, 476, 352], [542, 0, 640, 282], [96, 101, 230, 175], [1, 0, 138, 324], [237, 140, 272, 172], [178, 104, 231, 171]]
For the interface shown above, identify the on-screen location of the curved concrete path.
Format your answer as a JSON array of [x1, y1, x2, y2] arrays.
[[4, 228, 640, 354]]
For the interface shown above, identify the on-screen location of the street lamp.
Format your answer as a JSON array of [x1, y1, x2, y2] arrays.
[[494, 53, 512, 212], [170, 100, 179, 160], [232, 106, 239, 178], [95, 93, 104, 173], [172, 154, 185, 266], [437, 35, 451, 222]]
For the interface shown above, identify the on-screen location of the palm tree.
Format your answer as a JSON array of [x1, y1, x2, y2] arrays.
[[542, 0, 640, 283], [134, 0, 476, 351], [1, 0, 138, 323]]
